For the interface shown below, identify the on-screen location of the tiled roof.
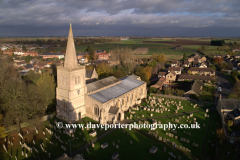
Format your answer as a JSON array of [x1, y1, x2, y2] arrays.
[[188, 67, 215, 72]]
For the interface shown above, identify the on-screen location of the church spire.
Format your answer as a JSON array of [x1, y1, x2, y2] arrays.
[[64, 23, 79, 69]]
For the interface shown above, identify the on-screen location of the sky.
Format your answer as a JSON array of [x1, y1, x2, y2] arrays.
[[0, 0, 240, 37]]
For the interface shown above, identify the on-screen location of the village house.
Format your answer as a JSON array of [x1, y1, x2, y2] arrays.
[[192, 60, 199, 67], [76, 53, 89, 59], [96, 50, 106, 54], [165, 70, 176, 83], [183, 60, 190, 67], [24, 51, 39, 57], [78, 57, 88, 63], [184, 80, 203, 97], [192, 53, 200, 59], [43, 53, 64, 59], [198, 62, 208, 68], [171, 60, 180, 67], [13, 61, 27, 68], [98, 53, 109, 60], [1, 46, 8, 51], [201, 56, 207, 62], [217, 99, 240, 125], [3, 51, 14, 56], [14, 51, 25, 56], [30, 58, 41, 64], [232, 48, 240, 53], [235, 54, 240, 59], [188, 58, 194, 63], [188, 67, 215, 76], [158, 72, 167, 78], [150, 77, 166, 90], [21, 64, 34, 72], [168, 67, 181, 75], [178, 75, 214, 83], [214, 54, 222, 58]]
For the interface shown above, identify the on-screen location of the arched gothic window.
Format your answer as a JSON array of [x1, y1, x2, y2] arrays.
[[94, 105, 99, 116]]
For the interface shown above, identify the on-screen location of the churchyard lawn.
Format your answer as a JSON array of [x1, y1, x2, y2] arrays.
[[0, 117, 109, 160], [125, 95, 214, 120], [133, 110, 211, 159], [79, 129, 193, 160]]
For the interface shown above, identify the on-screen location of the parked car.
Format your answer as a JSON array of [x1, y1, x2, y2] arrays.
[[218, 87, 222, 92]]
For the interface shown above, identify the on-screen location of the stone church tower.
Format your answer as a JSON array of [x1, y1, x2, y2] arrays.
[[56, 23, 86, 122]]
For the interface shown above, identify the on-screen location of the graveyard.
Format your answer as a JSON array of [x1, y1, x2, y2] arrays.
[[125, 95, 214, 120], [78, 129, 193, 160], [0, 95, 230, 160], [135, 110, 211, 159], [0, 117, 109, 160]]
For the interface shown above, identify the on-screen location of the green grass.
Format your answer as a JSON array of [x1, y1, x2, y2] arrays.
[[0, 117, 109, 160], [137, 110, 211, 159], [125, 96, 213, 120], [228, 94, 239, 99], [200, 86, 215, 102], [51, 40, 194, 57], [222, 72, 236, 85], [217, 140, 237, 160], [204, 109, 221, 159], [79, 129, 193, 160]]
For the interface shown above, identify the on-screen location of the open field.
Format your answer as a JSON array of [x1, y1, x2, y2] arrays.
[[142, 39, 211, 46], [132, 48, 149, 54], [55, 42, 194, 57]]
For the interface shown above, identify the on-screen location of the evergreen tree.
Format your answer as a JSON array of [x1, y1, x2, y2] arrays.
[[22, 45, 27, 51], [85, 44, 94, 59], [183, 53, 187, 61]]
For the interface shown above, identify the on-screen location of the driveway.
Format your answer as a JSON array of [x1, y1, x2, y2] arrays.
[[216, 71, 233, 98]]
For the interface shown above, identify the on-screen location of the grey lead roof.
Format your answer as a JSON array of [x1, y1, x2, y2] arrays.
[[86, 76, 119, 93], [88, 76, 145, 103]]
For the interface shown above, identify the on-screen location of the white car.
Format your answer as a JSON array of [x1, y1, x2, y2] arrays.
[[218, 87, 222, 92]]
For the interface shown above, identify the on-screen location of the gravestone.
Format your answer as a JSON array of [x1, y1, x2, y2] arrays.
[[163, 147, 166, 152]]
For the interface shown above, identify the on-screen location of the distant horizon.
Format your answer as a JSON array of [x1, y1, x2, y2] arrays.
[[0, 36, 240, 38]]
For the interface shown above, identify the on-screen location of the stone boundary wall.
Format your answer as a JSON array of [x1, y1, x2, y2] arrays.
[[151, 93, 216, 105], [5, 112, 56, 133]]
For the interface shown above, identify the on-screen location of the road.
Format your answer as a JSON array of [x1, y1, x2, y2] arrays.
[[216, 71, 233, 98]]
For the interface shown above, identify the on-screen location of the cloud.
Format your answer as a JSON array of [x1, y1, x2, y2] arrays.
[[0, 0, 239, 36]]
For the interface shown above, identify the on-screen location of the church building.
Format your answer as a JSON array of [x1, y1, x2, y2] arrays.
[[56, 24, 147, 124]]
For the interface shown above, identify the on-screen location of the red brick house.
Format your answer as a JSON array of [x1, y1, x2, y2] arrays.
[[23, 51, 39, 57], [43, 53, 64, 59], [98, 53, 109, 60], [3, 51, 14, 56]]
